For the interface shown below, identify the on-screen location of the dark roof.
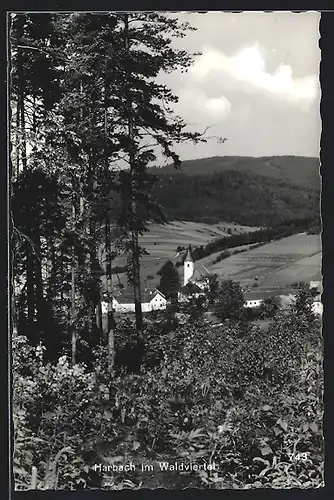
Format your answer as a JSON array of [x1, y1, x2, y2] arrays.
[[179, 283, 203, 295], [244, 289, 297, 301]]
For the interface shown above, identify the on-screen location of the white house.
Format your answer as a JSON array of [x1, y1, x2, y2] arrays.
[[107, 288, 167, 314], [309, 280, 323, 316], [243, 286, 323, 316], [311, 301, 323, 315], [243, 289, 280, 308]]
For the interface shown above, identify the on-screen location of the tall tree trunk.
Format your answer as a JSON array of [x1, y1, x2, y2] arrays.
[[88, 163, 98, 331], [11, 231, 18, 336], [26, 247, 34, 330], [34, 236, 43, 326], [19, 91, 27, 170], [104, 212, 116, 372], [103, 75, 116, 373], [71, 201, 76, 366], [31, 99, 43, 328], [60, 247, 64, 306], [14, 22, 24, 176], [48, 243, 56, 302], [124, 14, 144, 348], [15, 99, 20, 178]]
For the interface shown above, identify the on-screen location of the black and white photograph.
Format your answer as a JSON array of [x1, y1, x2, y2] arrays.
[[9, 10, 323, 491]]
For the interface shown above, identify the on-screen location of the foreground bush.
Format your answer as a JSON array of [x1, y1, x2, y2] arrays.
[[12, 306, 323, 490]]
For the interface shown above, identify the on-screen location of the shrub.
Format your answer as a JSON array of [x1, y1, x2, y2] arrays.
[[12, 304, 323, 490]]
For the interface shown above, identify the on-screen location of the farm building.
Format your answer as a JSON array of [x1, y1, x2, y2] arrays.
[[102, 288, 167, 314], [243, 284, 323, 316], [243, 289, 295, 308], [311, 301, 323, 315]]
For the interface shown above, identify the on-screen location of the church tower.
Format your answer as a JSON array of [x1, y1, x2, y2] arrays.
[[183, 246, 194, 286]]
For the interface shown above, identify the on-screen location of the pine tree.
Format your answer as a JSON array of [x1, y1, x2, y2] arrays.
[[105, 12, 208, 364]]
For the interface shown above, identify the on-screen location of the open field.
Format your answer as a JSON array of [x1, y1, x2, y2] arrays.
[[106, 227, 322, 294], [139, 220, 260, 259], [108, 221, 262, 288], [203, 233, 322, 289]]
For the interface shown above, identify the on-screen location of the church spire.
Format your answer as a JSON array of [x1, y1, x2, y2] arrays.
[[185, 245, 193, 262], [183, 246, 194, 286]]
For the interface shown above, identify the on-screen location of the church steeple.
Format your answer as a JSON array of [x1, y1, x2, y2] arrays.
[[184, 246, 194, 286], [185, 246, 193, 263]]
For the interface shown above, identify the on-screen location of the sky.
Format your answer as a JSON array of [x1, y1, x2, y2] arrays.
[[157, 11, 320, 161]]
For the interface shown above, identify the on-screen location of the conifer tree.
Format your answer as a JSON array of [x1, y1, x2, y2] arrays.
[[107, 12, 208, 362]]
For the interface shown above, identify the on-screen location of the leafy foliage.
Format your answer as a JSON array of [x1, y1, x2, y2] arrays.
[[157, 260, 180, 301], [13, 301, 323, 489], [213, 280, 245, 323]]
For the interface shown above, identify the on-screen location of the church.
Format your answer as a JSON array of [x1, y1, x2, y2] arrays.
[[178, 246, 212, 302]]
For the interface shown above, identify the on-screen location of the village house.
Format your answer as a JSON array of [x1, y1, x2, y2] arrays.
[[109, 288, 167, 313], [243, 289, 295, 309], [309, 280, 323, 315], [243, 280, 323, 315]]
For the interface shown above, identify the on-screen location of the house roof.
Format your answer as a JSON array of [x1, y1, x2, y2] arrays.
[[244, 289, 297, 301], [113, 287, 166, 304], [179, 283, 203, 295], [190, 267, 211, 281]]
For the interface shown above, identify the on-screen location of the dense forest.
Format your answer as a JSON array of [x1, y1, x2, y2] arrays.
[[10, 12, 210, 362], [150, 155, 320, 187], [152, 170, 321, 227]]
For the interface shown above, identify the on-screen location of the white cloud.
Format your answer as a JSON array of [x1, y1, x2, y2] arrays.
[[190, 43, 319, 105], [204, 96, 231, 115], [175, 87, 231, 122]]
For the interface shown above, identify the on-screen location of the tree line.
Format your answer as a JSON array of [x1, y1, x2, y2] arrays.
[[10, 12, 212, 370], [174, 216, 320, 265]]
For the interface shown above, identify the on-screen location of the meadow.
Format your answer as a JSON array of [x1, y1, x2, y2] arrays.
[[109, 224, 321, 293], [109, 221, 260, 287], [205, 233, 322, 289]]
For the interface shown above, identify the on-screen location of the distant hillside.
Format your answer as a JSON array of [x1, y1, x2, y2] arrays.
[[150, 156, 321, 228], [150, 155, 320, 189]]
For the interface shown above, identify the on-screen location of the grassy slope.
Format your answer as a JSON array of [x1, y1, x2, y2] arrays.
[[108, 221, 261, 289], [107, 228, 321, 293], [150, 155, 320, 189], [200, 233, 322, 289]]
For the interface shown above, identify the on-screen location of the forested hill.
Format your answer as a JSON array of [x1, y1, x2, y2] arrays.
[[151, 157, 321, 228], [150, 155, 320, 189]]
